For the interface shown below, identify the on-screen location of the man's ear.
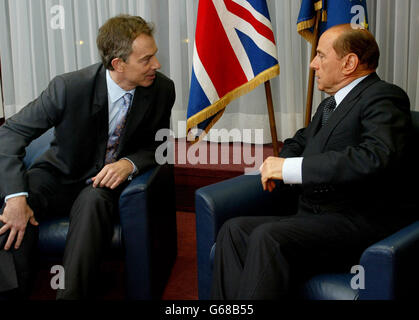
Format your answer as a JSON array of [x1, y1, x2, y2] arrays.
[[342, 53, 359, 75], [111, 58, 125, 72]]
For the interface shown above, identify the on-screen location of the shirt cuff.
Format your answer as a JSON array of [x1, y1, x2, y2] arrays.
[[282, 157, 303, 184], [5, 192, 29, 203], [121, 157, 138, 180]]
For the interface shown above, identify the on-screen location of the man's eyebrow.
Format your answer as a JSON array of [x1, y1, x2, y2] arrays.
[[139, 49, 158, 61], [139, 54, 153, 61]]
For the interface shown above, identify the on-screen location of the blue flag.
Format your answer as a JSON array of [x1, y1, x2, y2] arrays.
[[297, 0, 368, 44]]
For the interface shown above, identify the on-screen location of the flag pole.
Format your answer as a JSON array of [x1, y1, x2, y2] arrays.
[[304, 9, 322, 127], [264, 80, 279, 156]]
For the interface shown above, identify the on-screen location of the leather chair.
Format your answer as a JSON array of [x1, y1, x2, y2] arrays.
[[18, 128, 177, 300], [195, 111, 419, 300]]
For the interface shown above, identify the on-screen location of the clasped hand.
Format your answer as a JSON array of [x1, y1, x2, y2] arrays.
[[259, 156, 285, 192], [91, 159, 133, 189]]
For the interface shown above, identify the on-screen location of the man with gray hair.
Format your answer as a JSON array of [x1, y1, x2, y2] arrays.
[[0, 14, 175, 299]]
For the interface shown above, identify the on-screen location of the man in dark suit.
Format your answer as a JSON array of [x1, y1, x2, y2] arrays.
[[211, 24, 413, 299], [0, 14, 175, 299]]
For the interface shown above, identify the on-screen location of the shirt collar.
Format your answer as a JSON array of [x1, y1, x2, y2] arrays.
[[333, 74, 369, 107], [106, 69, 136, 103]]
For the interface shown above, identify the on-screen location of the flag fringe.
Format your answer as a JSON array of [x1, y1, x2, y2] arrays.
[[186, 64, 280, 143], [314, 0, 323, 11], [297, 0, 323, 45], [297, 19, 316, 44]]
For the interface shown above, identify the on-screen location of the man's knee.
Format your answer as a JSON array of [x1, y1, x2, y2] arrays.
[[77, 186, 114, 202], [216, 217, 250, 244], [70, 186, 117, 224], [247, 222, 295, 253], [249, 223, 278, 246]]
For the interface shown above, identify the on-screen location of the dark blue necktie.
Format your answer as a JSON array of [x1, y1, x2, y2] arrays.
[[321, 96, 337, 126]]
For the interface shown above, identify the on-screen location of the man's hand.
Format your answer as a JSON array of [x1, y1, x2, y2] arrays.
[[0, 196, 38, 250], [91, 159, 134, 189], [259, 156, 285, 192]]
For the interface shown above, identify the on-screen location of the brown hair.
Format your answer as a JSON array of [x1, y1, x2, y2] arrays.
[[332, 26, 380, 70], [97, 14, 154, 70]]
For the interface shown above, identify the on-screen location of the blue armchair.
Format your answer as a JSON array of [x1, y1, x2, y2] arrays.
[[195, 111, 419, 300], [22, 129, 177, 300]]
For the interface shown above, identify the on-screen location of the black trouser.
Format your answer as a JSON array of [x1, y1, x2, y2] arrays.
[[210, 197, 390, 300], [0, 167, 123, 299]]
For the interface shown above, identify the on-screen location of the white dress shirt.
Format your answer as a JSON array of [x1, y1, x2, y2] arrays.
[[106, 70, 135, 136]]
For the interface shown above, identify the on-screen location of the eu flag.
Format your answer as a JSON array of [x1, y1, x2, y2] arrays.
[[297, 0, 369, 44]]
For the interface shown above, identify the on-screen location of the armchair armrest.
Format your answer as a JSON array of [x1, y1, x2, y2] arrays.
[[195, 173, 280, 242], [119, 164, 177, 300], [359, 220, 419, 300], [120, 166, 158, 196], [195, 173, 289, 299]]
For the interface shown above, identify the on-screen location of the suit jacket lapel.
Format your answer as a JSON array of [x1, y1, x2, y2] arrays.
[[309, 101, 326, 137], [316, 73, 381, 151], [91, 66, 109, 159], [92, 65, 108, 116], [117, 83, 154, 154]]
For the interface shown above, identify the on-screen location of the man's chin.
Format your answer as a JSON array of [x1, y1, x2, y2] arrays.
[[316, 81, 324, 91], [138, 79, 155, 87]]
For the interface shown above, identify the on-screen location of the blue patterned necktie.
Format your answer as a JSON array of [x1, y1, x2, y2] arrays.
[[105, 93, 133, 164], [321, 96, 337, 127]]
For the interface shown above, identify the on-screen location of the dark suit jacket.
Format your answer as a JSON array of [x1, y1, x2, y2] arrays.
[[279, 73, 412, 219], [0, 63, 175, 197]]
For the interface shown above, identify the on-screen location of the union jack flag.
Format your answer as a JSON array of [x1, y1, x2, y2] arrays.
[[186, 0, 279, 142]]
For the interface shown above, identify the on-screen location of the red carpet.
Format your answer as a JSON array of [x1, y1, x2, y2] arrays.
[[162, 211, 198, 300]]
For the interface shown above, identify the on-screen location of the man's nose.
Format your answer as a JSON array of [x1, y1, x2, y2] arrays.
[[310, 56, 318, 70], [151, 56, 161, 70]]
